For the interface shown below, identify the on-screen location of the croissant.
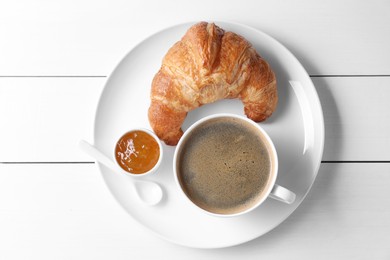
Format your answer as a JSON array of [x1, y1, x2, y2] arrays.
[[148, 22, 277, 145]]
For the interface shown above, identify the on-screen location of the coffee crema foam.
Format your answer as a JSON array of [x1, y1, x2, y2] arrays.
[[177, 117, 273, 215]]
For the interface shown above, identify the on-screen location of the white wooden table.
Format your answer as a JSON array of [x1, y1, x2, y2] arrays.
[[1, 0, 389, 259]]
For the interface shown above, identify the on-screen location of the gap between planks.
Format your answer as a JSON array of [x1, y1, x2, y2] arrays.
[[1, 161, 390, 164], [1, 75, 390, 78]]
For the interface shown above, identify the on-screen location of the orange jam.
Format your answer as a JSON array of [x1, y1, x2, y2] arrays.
[[115, 130, 160, 174]]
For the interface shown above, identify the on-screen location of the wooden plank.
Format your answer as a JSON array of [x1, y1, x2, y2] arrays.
[[0, 0, 389, 76], [1, 77, 389, 162], [0, 78, 104, 162], [314, 77, 390, 161], [0, 163, 389, 259]]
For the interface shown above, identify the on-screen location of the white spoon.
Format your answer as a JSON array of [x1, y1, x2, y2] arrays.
[[79, 140, 163, 206]]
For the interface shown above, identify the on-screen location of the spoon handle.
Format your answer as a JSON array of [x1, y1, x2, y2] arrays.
[[79, 140, 121, 174], [79, 140, 163, 206]]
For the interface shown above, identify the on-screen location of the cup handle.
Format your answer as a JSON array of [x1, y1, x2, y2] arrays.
[[269, 184, 296, 204]]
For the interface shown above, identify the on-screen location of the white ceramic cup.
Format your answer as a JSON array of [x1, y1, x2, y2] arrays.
[[173, 113, 296, 217]]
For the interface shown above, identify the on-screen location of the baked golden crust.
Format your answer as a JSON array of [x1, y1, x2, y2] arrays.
[[148, 22, 278, 145]]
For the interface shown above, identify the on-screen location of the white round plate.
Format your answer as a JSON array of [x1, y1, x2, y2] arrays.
[[94, 21, 324, 248]]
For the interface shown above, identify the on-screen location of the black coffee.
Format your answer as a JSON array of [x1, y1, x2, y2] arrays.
[[177, 117, 273, 215]]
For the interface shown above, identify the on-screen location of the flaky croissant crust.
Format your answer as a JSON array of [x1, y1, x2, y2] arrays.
[[148, 22, 277, 145]]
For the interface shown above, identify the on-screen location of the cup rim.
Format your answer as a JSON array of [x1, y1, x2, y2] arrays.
[[113, 128, 163, 177], [173, 113, 278, 217]]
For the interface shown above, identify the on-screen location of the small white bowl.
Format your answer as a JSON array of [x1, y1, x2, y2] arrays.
[[113, 128, 163, 177]]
